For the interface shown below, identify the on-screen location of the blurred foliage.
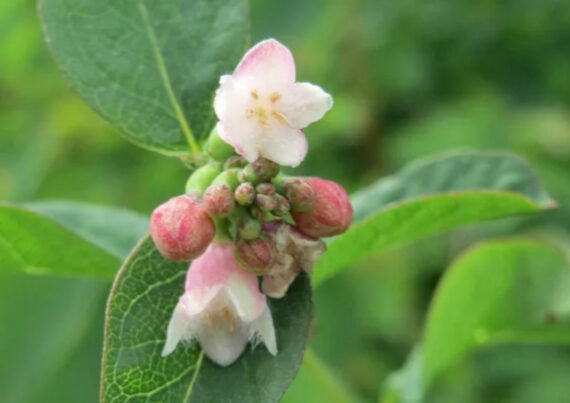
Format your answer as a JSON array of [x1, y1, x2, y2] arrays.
[[1, 0, 570, 401]]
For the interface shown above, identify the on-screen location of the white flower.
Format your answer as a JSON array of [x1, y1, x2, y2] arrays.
[[214, 39, 333, 167], [262, 222, 326, 298], [162, 242, 277, 366]]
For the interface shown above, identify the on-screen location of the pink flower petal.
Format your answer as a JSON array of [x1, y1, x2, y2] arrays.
[[234, 39, 296, 89]]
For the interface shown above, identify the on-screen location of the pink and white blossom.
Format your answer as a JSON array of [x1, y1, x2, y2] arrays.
[[162, 242, 277, 366], [214, 39, 333, 167]]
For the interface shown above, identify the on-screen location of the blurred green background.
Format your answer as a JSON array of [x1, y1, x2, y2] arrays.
[[1, 0, 570, 402]]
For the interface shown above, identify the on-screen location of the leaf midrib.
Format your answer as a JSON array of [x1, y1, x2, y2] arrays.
[[137, 1, 199, 154]]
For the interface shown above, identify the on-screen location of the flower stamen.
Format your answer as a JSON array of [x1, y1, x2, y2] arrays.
[[250, 89, 259, 100], [269, 92, 281, 103], [271, 110, 290, 126]]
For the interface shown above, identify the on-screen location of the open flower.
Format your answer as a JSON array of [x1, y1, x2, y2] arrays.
[[214, 39, 333, 167], [162, 242, 277, 366], [261, 222, 326, 298]]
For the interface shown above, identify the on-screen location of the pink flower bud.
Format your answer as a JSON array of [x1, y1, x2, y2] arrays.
[[255, 193, 277, 212], [150, 195, 215, 261], [256, 182, 276, 195], [236, 237, 277, 275], [291, 178, 352, 238], [203, 184, 235, 217], [234, 182, 255, 206], [282, 178, 316, 212]]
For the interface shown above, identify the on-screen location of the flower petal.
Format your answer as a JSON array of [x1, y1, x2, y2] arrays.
[[195, 319, 250, 366], [234, 39, 295, 90], [249, 306, 277, 356], [281, 82, 333, 129], [225, 270, 267, 322], [259, 127, 308, 168], [216, 122, 260, 163], [162, 302, 192, 357]]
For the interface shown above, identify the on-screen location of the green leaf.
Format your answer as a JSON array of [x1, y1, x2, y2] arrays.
[[0, 274, 107, 403], [26, 200, 148, 259], [423, 240, 570, 389], [380, 346, 423, 403], [0, 201, 147, 278], [282, 349, 357, 403], [101, 236, 314, 402], [314, 151, 554, 286], [40, 0, 249, 155]]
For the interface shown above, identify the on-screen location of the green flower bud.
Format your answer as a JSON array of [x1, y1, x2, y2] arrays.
[[212, 168, 240, 190], [252, 158, 279, 181], [224, 155, 247, 170], [239, 164, 257, 184], [235, 182, 256, 206], [237, 215, 262, 240], [207, 129, 235, 161], [185, 162, 223, 194]]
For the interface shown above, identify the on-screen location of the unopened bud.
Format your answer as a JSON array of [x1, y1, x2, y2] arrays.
[[224, 155, 247, 170], [203, 184, 235, 217], [211, 168, 240, 190], [208, 128, 235, 161], [239, 164, 257, 184], [185, 162, 222, 194], [272, 194, 290, 217], [256, 183, 275, 195], [250, 206, 265, 220], [236, 237, 277, 275], [291, 178, 353, 238], [252, 158, 279, 181], [235, 182, 255, 206], [283, 178, 316, 212], [256, 194, 277, 212], [237, 215, 262, 240], [150, 195, 215, 261]]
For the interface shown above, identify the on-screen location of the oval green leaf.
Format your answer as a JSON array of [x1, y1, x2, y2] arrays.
[[314, 151, 554, 286], [101, 236, 314, 402], [0, 201, 148, 278], [40, 0, 249, 155], [423, 240, 570, 389]]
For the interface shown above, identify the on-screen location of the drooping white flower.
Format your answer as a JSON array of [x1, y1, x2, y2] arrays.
[[262, 222, 326, 298], [214, 39, 333, 167], [162, 242, 277, 366]]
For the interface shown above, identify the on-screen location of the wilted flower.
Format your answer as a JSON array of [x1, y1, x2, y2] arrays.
[[291, 177, 352, 238], [150, 195, 215, 261], [214, 39, 333, 167], [261, 222, 326, 298], [162, 242, 277, 366]]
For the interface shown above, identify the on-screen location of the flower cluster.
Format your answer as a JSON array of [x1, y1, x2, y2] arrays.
[[150, 39, 353, 366]]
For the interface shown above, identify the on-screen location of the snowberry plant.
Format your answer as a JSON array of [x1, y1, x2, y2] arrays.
[[151, 39, 351, 366], [14, 0, 560, 402]]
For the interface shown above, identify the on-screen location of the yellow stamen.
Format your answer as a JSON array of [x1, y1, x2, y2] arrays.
[[250, 89, 259, 100], [271, 110, 290, 126], [269, 92, 281, 103], [220, 307, 235, 332]]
